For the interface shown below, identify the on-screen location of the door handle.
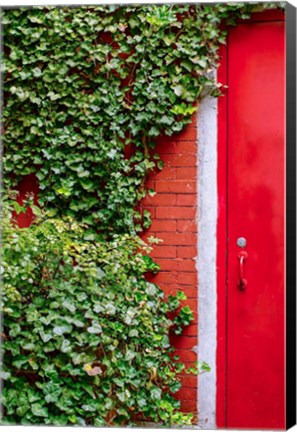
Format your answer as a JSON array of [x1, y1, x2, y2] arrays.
[[238, 251, 248, 291]]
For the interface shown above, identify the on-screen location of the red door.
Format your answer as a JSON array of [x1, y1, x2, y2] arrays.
[[219, 13, 285, 429]]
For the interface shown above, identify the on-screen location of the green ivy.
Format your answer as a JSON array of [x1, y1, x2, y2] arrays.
[[2, 3, 283, 234], [1, 198, 201, 426]]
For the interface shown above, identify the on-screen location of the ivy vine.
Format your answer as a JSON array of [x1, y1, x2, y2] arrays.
[[2, 3, 282, 234], [1, 2, 283, 427], [1, 198, 203, 426]]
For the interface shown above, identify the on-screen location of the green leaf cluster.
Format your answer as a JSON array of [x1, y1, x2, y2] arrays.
[[1, 200, 199, 426], [2, 3, 282, 234]]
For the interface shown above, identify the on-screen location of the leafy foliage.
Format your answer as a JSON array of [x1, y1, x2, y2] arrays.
[[1, 199, 196, 426], [2, 3, 282, 234]]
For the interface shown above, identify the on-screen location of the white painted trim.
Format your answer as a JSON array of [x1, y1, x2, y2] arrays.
[[196, 88, 218, 429]]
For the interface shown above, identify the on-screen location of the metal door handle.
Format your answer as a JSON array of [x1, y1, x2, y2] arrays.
[[238, 251, 248, 291]]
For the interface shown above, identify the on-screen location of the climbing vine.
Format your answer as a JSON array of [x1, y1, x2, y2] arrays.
[[2, 3, 282, 234], [1, 198, 204, 426], [1, 2, 283, 427]]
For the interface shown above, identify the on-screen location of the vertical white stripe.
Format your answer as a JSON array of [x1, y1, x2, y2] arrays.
[[197, 86, 218, 429]]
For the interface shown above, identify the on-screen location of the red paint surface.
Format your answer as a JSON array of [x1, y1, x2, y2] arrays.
[[217, 40, 228, 428], [142, 116, 198, 415], [218, 13, 285, 429]]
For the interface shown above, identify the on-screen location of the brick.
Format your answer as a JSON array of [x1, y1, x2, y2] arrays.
[[155, 258, 196, 272], [156, 207, 196, 220], [124, 143, 136, 159], [182, 298, 198, 310], [177, 246, 197, 258], [145, 272, 154, 282], [158, 284, 198, 299], [152, 272, 176, 285], [189, 312, 198, 322], [150, 245, 176, 258], [156, 140, 175, 154], [176, 194, 197, 206], [177, 285, 197, 299], [142, 193, 176, 207], [149, 220, 177, 232], [189, 113, 197, 127], [175, 127, 197, 141], [176, 388, 197, 401], [154, 259, 179, 271], [160, 284, 198, 299], [177, 220, 197, 233], [181, 324, 198, 336], [158, 233, 196, 246], [180, 399, 198, 413], [174, 349, 198, 363], [177, 272, 197, 285], [152, 167, 175, 180], [159, 154, 197, 167], [156, 135, 178, 145], [176, 259, 196, 272], [145, 180, 155, 189], [175, 141, 197, 153], [179, 375, 198, 388], [170, 335, 197, 350], [158, 141, 197, 155], [158, 284, 179, 296], [155, 180, 196, 194], [176, 167, 197, 180]]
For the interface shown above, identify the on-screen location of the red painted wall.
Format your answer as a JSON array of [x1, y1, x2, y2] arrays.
[[141, 115, 198, 416]]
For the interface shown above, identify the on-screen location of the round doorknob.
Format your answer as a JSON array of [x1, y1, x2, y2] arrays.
[[237, 237, 247, 248]]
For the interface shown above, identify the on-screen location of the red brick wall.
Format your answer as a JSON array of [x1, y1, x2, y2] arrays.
[[141, 115, 198, 416]]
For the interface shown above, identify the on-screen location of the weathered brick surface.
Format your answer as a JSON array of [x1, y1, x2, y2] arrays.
[[177, 246, 197, 258], [156, 207, 196, 219], [141, 115, 198, 414], [180, 399, 198, 413], [155, 180, 196, 193], [149, 220, 177, 232], [176, 194, 197, 206], [177, 220, 197, 233], [158, 154, 197, 167], [142, 193, 176, 206], [176, 167, 197, 179]]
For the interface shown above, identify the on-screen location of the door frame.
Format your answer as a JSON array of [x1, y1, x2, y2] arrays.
[[216, 9, 286, 428]]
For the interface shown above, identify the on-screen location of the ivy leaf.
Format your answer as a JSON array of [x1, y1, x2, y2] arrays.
[[53, 325, 72, 336], [173, 85, 184, 97], [151, 387, 162, 400], [32, 67, 42, 77], [62, 299, 76, 313], [31, 403, 48, 417], [87, 321, 102, 334]]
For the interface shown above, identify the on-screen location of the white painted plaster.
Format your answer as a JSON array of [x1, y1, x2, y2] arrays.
[[196, 89, 218, 429]]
